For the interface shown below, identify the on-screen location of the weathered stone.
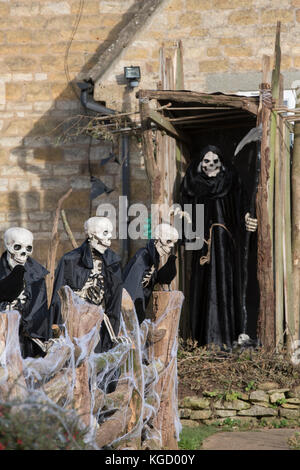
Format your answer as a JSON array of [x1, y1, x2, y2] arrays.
[[280, 403, 300, 410], [267, 389, 289, 395], [181, 396, 210, 410], [249, 390, 269, 403], [237, 405, 278, 417], [215, 410, 237, 418], [269, 392, 286, 404], [214, 399, 251, 411], [180, 419, 200, 428], [286, 398, 300, 405], [179, 408, 191, 419], [279, 408, 300, 419], [287, 386, 300, 399], [258, 382, 280, 391], [190, 409, 212, 420]]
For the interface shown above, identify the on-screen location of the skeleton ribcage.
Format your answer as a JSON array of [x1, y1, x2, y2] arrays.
[[74, 258, 105, 306]]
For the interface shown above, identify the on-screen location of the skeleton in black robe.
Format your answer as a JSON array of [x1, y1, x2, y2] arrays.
[[180, 145, 257, 350], [0, 227, 50, 358], [50, 217, 123, 354], [123, 224, 179, 324]]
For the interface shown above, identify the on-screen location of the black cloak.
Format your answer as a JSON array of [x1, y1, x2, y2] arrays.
[[180, 145, 248, 349], [50, 240, 123, 353], [0, 252, 50, 358], [123, 239, 171, 324]]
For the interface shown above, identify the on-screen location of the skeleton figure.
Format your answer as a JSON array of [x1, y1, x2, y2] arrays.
[[154, 223, 179, 258], [4, 227, 33, 270], [74, 217, 113, 305], [50, 217, 123, 355], [0, 227, 50, 358], [3, 227, 33, 310], [123, 223, 179, 324], [198, 150, 223, 178], [180, 144, 259, 349], [197, 153, 257, 232]]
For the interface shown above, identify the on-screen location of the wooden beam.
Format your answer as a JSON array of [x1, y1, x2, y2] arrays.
[[147, 108, 191, 144], [137, 90, 258, 115], [167, 110, 246, 122]]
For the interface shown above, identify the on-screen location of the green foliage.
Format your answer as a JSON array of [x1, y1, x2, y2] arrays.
[[0, 400, 91, 451], [275, 397, 287, 406], [245, 381, 256, 392], [178, 425, 219, 450], [224, 391, 241, 402]]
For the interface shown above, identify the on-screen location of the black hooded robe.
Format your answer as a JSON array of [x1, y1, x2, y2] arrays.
[[123, 239, 160, 324], [181, 145, 247, 349], [50, 240, 123, 353], [0, 252, 50, 358]]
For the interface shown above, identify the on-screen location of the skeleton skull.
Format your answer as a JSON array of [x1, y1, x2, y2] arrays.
[[154, 223, 179, 257], [84, 217, 113, 254], [4, 227, 33, 270], [198, 151, 222, 178]]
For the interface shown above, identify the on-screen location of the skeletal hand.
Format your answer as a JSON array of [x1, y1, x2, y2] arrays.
[[245, 213, 258, 232], [169, 207, 192, 223], [142, 265, 155, 287]]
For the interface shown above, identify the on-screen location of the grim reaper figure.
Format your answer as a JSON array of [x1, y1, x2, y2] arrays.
[[0, 227, 50, 358], [50, 216, 123, 354], [180, 145, 257, 350]]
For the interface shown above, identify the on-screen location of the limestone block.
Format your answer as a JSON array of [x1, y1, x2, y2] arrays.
[[215, 410, 237, 418], [40, 2, 71, 15], [190, 409, 212, 420], [280, 403, 300, 410], [279, 408, 300, 419], [237, 405, 278, 417], [286, 398, 300, 405], [181, 396, 210, 410], [287, 386, 300, 398], [269, 392, 286, 404], [214, 399, 251, 411], [179, 408, 191, 419], [249, 390, 269, 403]]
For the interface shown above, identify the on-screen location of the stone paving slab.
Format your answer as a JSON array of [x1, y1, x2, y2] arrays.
[[202, 428, 300, 450]]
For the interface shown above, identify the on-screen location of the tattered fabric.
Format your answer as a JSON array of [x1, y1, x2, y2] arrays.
[[0, 252, 50, 358]]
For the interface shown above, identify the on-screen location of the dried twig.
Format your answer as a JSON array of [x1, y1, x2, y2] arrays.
[[46, 188, 73, 307], [61, 209, 78, 249]]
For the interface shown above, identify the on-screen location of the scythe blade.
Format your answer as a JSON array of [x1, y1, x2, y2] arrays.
[[234, 123, 262, 156]]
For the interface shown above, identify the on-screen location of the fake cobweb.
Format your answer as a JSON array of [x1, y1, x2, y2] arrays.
[[0, 286, 184, 450]]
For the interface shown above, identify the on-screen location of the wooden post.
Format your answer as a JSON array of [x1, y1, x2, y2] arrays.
[[256, 55, 276, 349], [292, 87, 300, 340], [282, 119, 295, 349], [150, 291, 184, 450], [0, 311, 27, 401], [274, 71, 285, 348]]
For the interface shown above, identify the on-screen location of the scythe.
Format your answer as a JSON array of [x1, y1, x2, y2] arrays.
[[234, 125, 262, 334]]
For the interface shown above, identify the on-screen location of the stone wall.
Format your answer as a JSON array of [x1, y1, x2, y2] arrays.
[[179, 383, 300, 428], [1, 0, 300, 266]]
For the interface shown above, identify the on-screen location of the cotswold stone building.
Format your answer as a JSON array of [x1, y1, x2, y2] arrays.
[[1, 0, 300, 265]]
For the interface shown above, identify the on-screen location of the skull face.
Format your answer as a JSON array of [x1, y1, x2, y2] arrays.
[[198, 151, 222, 178], [84, 217, 113, 254], [154, 223, 179, 257], [4, 227, 33, 269]]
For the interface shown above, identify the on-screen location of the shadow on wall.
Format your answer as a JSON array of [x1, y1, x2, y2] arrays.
[[6, 1, 145, 267]]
